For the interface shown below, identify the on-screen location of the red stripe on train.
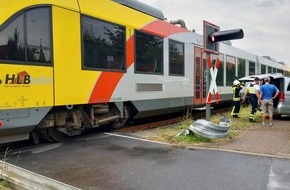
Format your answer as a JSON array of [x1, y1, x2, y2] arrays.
[[141, 19, 189, 37]]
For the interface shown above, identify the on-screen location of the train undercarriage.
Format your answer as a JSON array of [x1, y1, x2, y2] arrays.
[[31, 103, 131, 143], [0, 98, 192, 144]]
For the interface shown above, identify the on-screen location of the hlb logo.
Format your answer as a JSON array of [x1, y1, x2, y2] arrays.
[[5, 71, 31, 84]]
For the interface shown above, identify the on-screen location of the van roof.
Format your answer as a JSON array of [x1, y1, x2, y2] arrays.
[[239, 73, 285, 82]]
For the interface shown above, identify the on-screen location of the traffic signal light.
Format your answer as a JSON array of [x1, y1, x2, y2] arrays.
[[209, 29, 244, 42], [203, 20, 244, 54]]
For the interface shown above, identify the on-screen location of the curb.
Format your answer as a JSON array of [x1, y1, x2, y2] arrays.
[[109, 132, 290, 160], [186, 146, 290, 160]]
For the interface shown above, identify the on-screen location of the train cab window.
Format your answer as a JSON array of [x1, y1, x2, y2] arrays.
[[226, 55, 236, 86], [0, 7, 52, 65], [26, 8, 51, 64], [82, 16, 125, 71], [238, 58, 246, 79], [249, 61, 256, 75], [169, 39, 184, 76], [135, 30, 163, 74], [0, 15, 25, 61]]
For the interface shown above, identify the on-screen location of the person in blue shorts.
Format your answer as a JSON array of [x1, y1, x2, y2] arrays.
[[259, 77, 279, 126]]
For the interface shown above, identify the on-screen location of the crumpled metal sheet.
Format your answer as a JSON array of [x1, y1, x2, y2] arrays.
[[177, 117, 231, 139]]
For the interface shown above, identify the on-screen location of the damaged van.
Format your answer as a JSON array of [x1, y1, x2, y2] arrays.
[[239, 73, 290, 118]]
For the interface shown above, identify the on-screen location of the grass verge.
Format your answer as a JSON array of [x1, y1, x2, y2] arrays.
[[140, 106, 261, 146], [0, 180, 11, 190]]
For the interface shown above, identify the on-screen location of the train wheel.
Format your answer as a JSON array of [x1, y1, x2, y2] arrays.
[[47, 128, 69, 142]]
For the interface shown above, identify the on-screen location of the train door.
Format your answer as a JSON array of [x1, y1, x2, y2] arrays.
[[194, 47, 207, 104]]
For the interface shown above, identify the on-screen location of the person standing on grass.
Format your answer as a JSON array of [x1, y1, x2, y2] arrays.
[[231, 79, 243, 118], [242, 77, 260, 122], [259, 77, 279, 126]]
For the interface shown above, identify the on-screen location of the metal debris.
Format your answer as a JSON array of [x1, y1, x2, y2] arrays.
[[177, 117, 231, 139]]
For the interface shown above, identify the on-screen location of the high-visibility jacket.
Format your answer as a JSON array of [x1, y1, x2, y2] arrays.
[[248, 83, 255, 94], [232, 85, 242, 101]]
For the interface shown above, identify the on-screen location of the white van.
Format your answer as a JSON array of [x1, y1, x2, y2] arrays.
[[239, 73, 290, 118]]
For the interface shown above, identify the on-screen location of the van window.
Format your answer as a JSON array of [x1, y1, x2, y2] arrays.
[[287, 81, 290, 91], [272, 78, 283, 91]]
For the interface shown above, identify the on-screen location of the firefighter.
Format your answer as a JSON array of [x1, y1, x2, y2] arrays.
[[242, 77, 260, 122], [231, 79, 243, 118]]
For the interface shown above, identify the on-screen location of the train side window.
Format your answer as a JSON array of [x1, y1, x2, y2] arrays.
[[249, 61, 255, 75], [0, 7, 52, 65], [169, 39, 184, 76], [268, 66, 273, 73], [82, 16, 125, 71], [135, 30, 163, 75], [261, 64, 266, 74], [238, 58, 246, 79], [226, 55, 236, 86]]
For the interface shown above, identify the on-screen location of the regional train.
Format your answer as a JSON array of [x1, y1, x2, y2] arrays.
[[0, 0, 289, 144]]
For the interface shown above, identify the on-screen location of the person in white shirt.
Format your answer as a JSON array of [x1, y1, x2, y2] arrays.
[[242, 77, 260, 122]]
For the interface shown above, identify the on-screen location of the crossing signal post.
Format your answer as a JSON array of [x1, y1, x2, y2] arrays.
[[203, 20, 244, 121], [203, 21, 220, 55]]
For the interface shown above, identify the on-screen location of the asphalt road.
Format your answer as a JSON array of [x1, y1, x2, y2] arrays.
[[2, 132, 290, 190]]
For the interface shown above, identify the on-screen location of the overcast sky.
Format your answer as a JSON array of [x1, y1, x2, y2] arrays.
[[138, 0, 290, 66]]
